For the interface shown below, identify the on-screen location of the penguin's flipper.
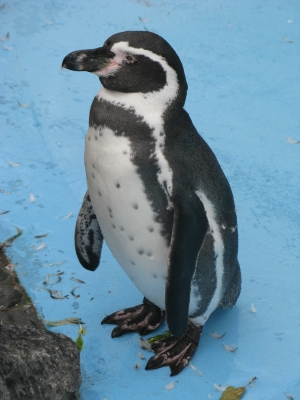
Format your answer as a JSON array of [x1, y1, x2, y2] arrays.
[[101, 297, 165, 337], [166, 192, 208, 337], [75, 191, 103, 271], [146, 322, 202, 376]]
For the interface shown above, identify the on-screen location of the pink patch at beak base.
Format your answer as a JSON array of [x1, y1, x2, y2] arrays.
[[94, 60, 120, 77]]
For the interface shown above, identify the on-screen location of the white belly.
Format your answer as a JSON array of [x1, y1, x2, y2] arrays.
[[85, 126, 169, 309]]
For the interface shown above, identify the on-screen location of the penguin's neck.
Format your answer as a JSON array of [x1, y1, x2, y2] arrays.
[[97, 83, 185, 131]]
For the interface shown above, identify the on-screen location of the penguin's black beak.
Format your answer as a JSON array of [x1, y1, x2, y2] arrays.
[[62, 47, 115, 73]]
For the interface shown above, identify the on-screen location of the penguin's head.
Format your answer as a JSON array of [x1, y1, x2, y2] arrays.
[[62, 31, 187, 99]]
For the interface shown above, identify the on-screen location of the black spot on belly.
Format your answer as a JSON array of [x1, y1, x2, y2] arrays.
[[131, 260, 135, 265], [92, 163, 96, 169], [160, 229, 167, 237], [98, 190, 102, 197], [109, 213, 113, 218], [91, 172, 95, 179], [132, 202, 138, 210], [88, 136, 91, 141], [94, 135, 98, 140], [146, 250, 153, 257], [123, 150, 127, 155], [99, 132, 102, 137], [148, 226, 154, 233], [119, 225, 124, 231], [108, 206, 112, 213], [128, 235, 134, 241], [152, 273, 157, 278], [116, 183, 120, 189], [137, 248, 144, 255], [112, 223, 116, 228], [153, 215, 159, 222]]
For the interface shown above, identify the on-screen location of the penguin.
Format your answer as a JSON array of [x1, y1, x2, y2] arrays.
[[62, 31, 241, 376]]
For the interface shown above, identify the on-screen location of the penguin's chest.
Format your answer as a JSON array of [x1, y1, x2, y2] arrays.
[[84, 126, 170, 308]]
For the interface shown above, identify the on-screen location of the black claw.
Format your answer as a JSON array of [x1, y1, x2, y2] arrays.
[[102, 297, 165, 338], [139, 325, 152, 336], [101, 314, 112, 325], [170, 360, 188, 376], [145, 354, 167, 370], [111, 326, 126, 338], [145, 322, 202, 376]]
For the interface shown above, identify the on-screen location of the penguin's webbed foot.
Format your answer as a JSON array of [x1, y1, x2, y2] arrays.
[[101, 297, 165, 338], [145, 322, 202, 376]]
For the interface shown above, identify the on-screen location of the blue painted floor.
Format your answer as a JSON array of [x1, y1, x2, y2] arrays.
[[1, 1, 300, 399]]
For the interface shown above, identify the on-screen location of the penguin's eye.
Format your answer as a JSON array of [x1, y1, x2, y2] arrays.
[[104, 41, 111, 48], [125, 54, 136, 63]]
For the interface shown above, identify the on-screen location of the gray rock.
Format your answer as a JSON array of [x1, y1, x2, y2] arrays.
[[0, 261, 44, 329], [0, 247, 82, 400], [0, 325, 81, 400]]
